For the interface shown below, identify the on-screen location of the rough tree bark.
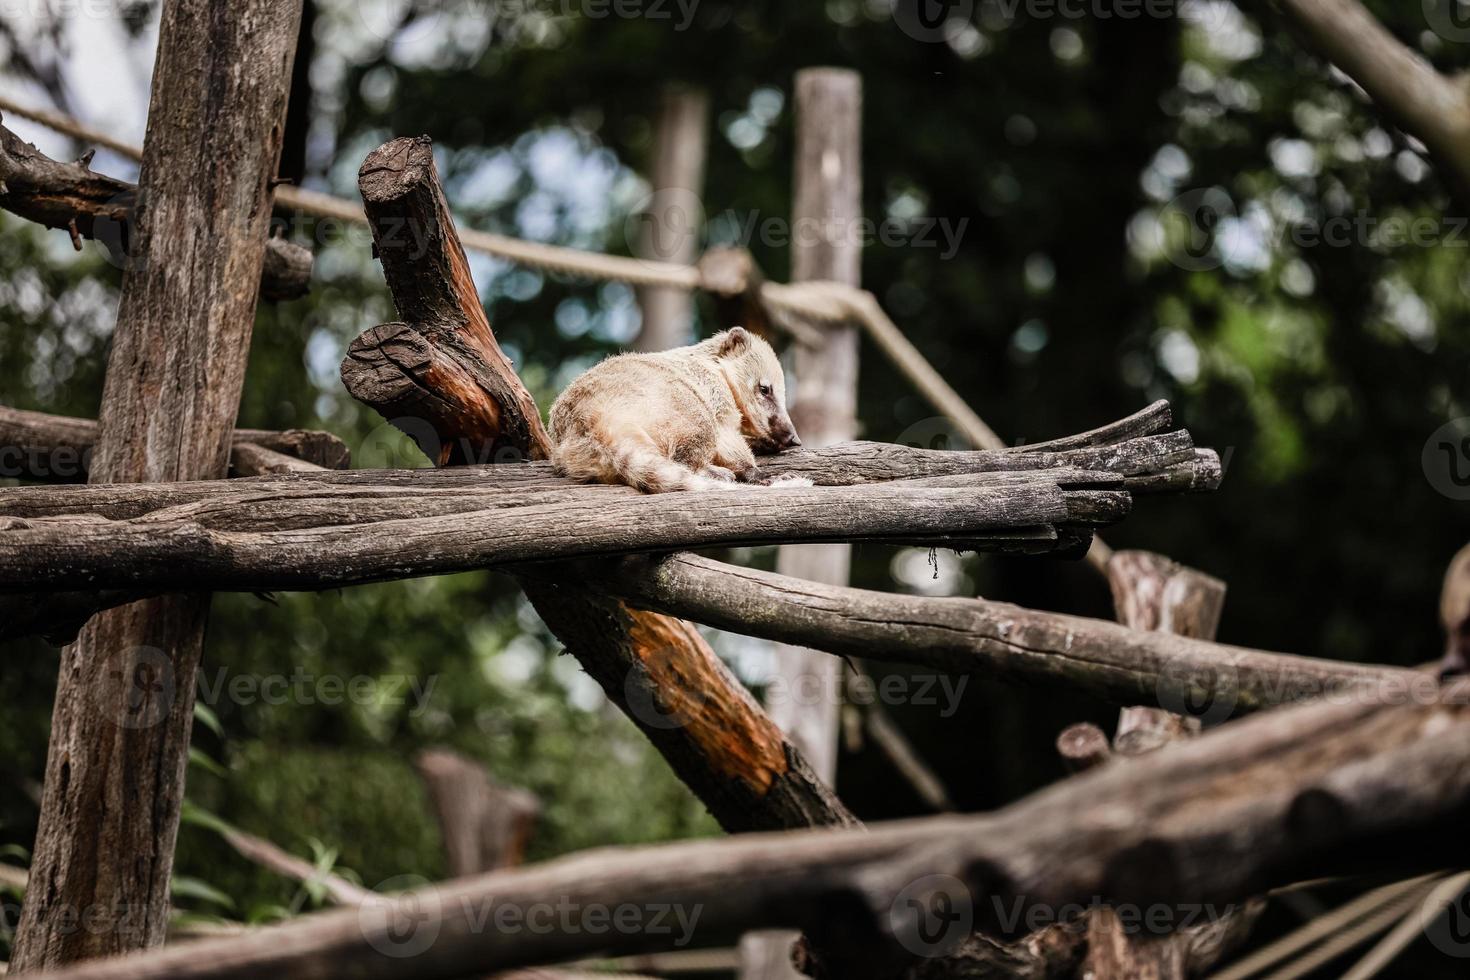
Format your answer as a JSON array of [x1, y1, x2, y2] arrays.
[[29, 676, 1470, 980], [767, 66, 863, 786], [0, 478, 1122, 593], [582, 553, 1410, 718], [0, 405, 348, 482], [633, 84, 708, 352], [8, 0, 304, 969], [338, 135, 856, 835], [1082, 552, 1236, 979], [0, 120, 311, 301]]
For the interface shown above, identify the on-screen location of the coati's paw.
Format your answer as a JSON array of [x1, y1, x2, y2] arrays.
[[761, 474, 814, 489], [702, 464, 738, 482], [692, 474, 743, 491]]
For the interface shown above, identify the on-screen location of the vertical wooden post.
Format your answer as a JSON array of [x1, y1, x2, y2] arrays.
[[1082, 550, 1228, 980], [414, 749, 540, 875], [10, 0, 303, 968], [767, 67, 862, 783], [743, 67, 861, 980], [634, 84, 709, 351]]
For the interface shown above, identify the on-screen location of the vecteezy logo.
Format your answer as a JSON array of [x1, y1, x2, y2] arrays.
[[359, 875, 442, 959], [889, 874, 973, 957], [358, 418, 444, 470], [1424, 879, 1470, 957], [95, 646, 175, 730], [1424, 418, 1470, 501], [624, 186, 705, 269], [1155, 660, 1238, 726], [622, 654, 699, 730], [892, 0, 976, 43], [1156, 187, 1238, 272], [1425, 0, 1470, 42]]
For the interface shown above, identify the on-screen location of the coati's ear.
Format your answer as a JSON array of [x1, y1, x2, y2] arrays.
[[716, 326, 751, 358]]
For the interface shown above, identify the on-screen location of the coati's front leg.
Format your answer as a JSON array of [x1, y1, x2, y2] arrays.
[[712, 428, 762, 483]]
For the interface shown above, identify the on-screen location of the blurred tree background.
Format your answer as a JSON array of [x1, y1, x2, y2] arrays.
[[2, 0, 1469, 970]]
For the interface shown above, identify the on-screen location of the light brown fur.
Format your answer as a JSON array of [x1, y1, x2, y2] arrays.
[[549, 327, 804, 493]]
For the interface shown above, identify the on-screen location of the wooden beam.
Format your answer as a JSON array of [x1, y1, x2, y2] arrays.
[[767, 66, 864, 786], [633, 84, 708, 352], [339, 135, 855, 836], [0, 119, 312, 302], [0, 404, 348, 482], [586, 553, 1418, 718], [0, 478, 1118, 594], [27, 677, 1470, 980], [1084, 555, 1221, 978], [9, 0, 305, 968]]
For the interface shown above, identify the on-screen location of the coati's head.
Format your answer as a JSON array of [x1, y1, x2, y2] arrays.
[[1441, 543, 1470, 678], [703, 326, 802, 453]]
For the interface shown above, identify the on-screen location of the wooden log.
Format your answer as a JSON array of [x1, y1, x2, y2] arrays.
[[0, 119, 312, 302], [0, 404, 348, 482], [767, 66, 863, 786], [587, 553, 1420, 718], [414, 749, 540, 875], [1081, 551, 1241, 980], [342, 135, 855, 836], [633, 84, 708, 352], [28, 677, 1470, 980], [1056, 723, 1111, 773], [9, 0, 305, 969], [0, 481, 1098, 594]]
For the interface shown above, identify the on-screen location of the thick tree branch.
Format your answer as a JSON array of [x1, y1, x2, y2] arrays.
[[0, 405, 348, 482], [0, 478, 1113, 592], [31, 679, 1470, 980], [587, 553, 1418, 718], [0, 119, 313, 301]]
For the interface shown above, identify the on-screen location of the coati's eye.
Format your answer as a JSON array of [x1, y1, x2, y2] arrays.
[[758, 382, 773, 397]]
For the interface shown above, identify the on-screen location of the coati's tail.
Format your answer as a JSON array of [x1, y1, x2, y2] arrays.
[[553, 427, 731, 493]]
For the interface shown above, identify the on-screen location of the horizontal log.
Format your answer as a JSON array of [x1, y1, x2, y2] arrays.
[[0, 405, 348, 482], [0, 481, 1106, 594], [33, 679, 1470, 980], [587, 554, 1420, 717], [0, 119, 311, 302], [0, 433, 1212, 522]]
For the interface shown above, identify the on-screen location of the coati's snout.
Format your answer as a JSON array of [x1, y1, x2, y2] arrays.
[[711, 326, 802, 453]]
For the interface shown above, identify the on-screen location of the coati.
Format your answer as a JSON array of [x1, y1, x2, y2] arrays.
[[549, 326, 807, 493]]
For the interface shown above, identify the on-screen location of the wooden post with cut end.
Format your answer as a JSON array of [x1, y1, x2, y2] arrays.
[[1081, 549, 1244, 980], [634, 84, 708, 351], [9, 0, 304, 968], [768, 66, 862, 786], [745, 66, 863, 980], [414, 749, 540, 875], [340, 135, 855, 837]]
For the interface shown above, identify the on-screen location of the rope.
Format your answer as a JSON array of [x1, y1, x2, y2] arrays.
[[1208, 874, 1443, 980], [0, 91, 1111, 567], [1338, 871, 1470, 980]]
